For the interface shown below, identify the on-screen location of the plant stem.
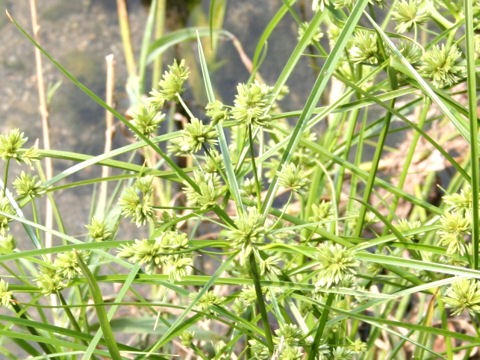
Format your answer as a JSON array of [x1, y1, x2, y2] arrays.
[[354, 68, 398, 237], [11, 301, 55, 355], [30, 199, 41, 245], [465, 0, 479, 269], [308, 292, 334, 360], [152, 0, 166, 88], [249, 125, 262, 210], [116, 0, 136, 77], [2, 158, 10, 197], [249, 253, 274, 353]]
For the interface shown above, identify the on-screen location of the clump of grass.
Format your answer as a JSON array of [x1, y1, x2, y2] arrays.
[[2, 0, 480, 358]]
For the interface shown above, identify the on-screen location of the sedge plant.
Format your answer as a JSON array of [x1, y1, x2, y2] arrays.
[[1, 0, 480, 359]]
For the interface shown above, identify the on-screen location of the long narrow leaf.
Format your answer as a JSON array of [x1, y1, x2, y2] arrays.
[[261, 0, 370, 216]]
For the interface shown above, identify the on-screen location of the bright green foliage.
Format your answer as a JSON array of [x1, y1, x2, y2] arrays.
[[249, 339, 270, 359], [444, 185, 473, 214], [309, 201, 333, 222], [275, 324, 304, 346], [0, 129, 39, 169], [6, 0, 480, 358], [168, 118, 217, 156], [179, 330, 194, 347]]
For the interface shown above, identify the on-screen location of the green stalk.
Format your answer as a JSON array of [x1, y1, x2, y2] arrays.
[[116, 0, 136, 77], [346, 110, 368, 235], [30, 199, 41, 245], [248, 125, 262, 210], [152, 0, 166, 88], [2, 158, 10, 197], [56, 292, 87, 345], [354, 69, 398, 237], [11, 301, 55, 355], [261, 0, 369, 217], [249, 253, 274, 353], [384, 97, 431, 233], [76, 252, 121, 360], [307, 293, 334, 360], [335, 107, 360, 206], [465, 0, 479, 269]]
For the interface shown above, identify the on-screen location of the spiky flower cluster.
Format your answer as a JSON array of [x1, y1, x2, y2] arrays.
[[421, 44, 465, 88], [36, 251, 88, 294], [13, 171, 44, 199], [190, 290, 225, 316], [119, 176, 155, 226], [396, 219, 422, 241], [0, 129, 39, 165], [0, 197, 15, 235], [315, 244, 358, 288], [297, 21, 323, 43], [0, 234, 15, 251], [443, 279, 480, 315], [232, 286, 257, 314], [392, 0, 429, 33], [55, 250, 87, 281], [118, 230, 192, 279], [312, 0, 329, 11], [0, 279, 12, 308], [278, 163, 309, 195], [206, 100, 230, 125], [231, 81, 274, 127], [349, 30, 379, 65], [149, 59, 190, 104], [438, 212, 470, 256], [397, 40, 423, 66], [443, 185, 473, 215], [275, 324, 304, 346], [130, 102, 165, 138], [36, 264, 66, 295], [184, 170, 222, 210], [309, 201, 333, 223], [85, 217, 112, 242], [170, 117, 217, 155], [226, 207, 265, 261]]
